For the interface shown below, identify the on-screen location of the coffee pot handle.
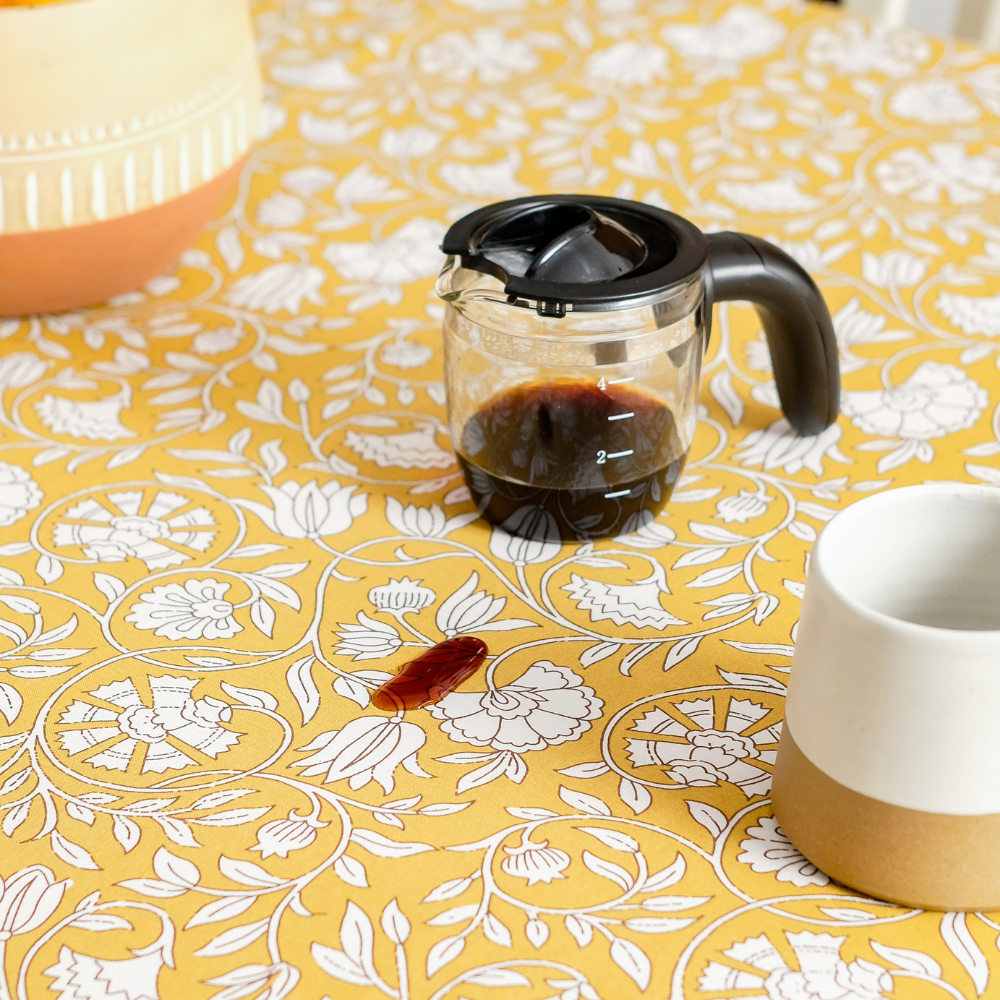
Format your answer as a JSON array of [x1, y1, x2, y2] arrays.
[[705, 231, 840, 437]]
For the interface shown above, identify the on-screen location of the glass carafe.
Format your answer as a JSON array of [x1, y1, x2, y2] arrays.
[[437, 196, 839, 542]]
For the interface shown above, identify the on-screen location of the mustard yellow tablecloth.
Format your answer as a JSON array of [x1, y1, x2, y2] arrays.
[[1, 0, 999, 996]]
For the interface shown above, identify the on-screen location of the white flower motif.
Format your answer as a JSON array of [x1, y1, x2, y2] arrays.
[[0, 866, 69, 938], [715, 490, 772, 524], [334, 612, 403, 660], [125, 579, 242, 640], [716, 175, 822, 214], [282, 165, 336, 196], [417, 28, 540, 85], [293, 716, 429, 793], [435, 571, 528, 636], [438, 155, 529, 198], [345, 422, 454, 470], [804, 20, 930, 77], [842, 362, 987, 441], [57, 675, 240, 773], [970, 64, 1000, 117], [368, 577, 436, 614], [735, 418, 850, 477], [380, 339, 433, 370], [0, 462, 42, 528], [225, 263, 326, 315], [193, 326, 243, 355], [323, 218, 445, 307], [46, 944, 168, 1000], [384, 498, 476, 539], [52, 489, 217, 570], [737, 816, 829, 887], [832, 298, 909, 374], [888, 79, 979, 125], [664, 5, 785, 83], [936, 290, 1000, 336], [250, 811, 326, 859], [626, 697, 779, 797], [746, 331, 773, 374], [861, 250, 926, 289], [501, 839, 571, 885], [614, 509, 677, 549], [256, 192, 309, 228], [379, 126, 442, 159], [563, 565, 687, 629], [271, 55, 356, 91], [236, 480, 368, 538], [430, 661, 603, 754], [585, 41, 669, 87], [488, 507, 563, 566], [699, 931, 892, 1000], [873, 143, 1000, 206], [35, 391, 135, 442], [0, 351, 49, 389]]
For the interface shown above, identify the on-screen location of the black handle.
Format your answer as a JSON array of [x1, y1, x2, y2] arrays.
[[704, 231, 840, 436]]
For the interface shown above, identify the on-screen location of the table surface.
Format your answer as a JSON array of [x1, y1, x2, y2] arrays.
[[2, 0, 1000, 997]]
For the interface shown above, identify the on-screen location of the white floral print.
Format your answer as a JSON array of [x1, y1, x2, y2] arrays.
[[502, 839, 571, 885], [345, 422, 453, 470], [293, 716, 429, 793], [0, 867, 69, 938], [737, 816, 829, 887], [664, 5, 785, 82], [323, 218, 445, 309], [35, 392, 135, 442], [735, 419, 850, 477], [715, 490, 772, 524], [334, 612, 403, 659], [699, 931, 893, 999], [873, 143, 1000, 205], [936, 290, 1000, 336], [125, 579, 242, 640], [225, 263, 326, 314], [256, 192, 309, 228], [251, 811, 326, 859], [417, 28, 540, 85], [281, 165, 336, 196], [716, 175, 822, 214], [842, 362, 988, 440], [562, 565, 687, 629], [888, 79, 979, 125], [0, 462, 42, 527], [57, 675, 239, 773], [46, 946, 167, 1000], [438, 155, 529, 198], [236, 479, 368, 538], [52, 490, 217, 570], [833, 297, 910, 374], [429, 661, 603, 754], [385, 498, 476, 539], [585, 41, 669, 87], [626, 697, 779, 797], [193, 326, 243, 355], [368, 577, 436, 614], [380, 339, 433, 369], [804, 20, 930, 77]]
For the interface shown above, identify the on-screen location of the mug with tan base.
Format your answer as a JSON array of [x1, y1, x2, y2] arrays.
[[772, 484, 1000, 911]]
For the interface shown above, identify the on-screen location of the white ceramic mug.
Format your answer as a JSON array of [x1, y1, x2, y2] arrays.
[[772, 484, 1000, 911]]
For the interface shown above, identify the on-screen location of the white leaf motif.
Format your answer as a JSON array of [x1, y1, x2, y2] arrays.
[[426, 935, 465, 977], [686, 800, 728, 840], [349, 828, 434, 857], [559, 786, 612, 816], [287, 656, 320, 724], [185, 894, 256, 928], [582, 850, 633, 892], [50, 830, 100, 870], [941, 912, 988, 995], [153, 846, 200, 886], [870, 941, 942, 978], [196, 919, 270, 957], [578, 826, 639, 852], [610, 937, 651, 991]]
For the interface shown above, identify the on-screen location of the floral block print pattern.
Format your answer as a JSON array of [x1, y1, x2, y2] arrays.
[[0, 0, 998, 997]]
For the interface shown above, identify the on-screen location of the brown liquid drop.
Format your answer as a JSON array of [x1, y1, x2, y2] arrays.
[[458, 381, 685, 541], [372, 636, 489, 711]]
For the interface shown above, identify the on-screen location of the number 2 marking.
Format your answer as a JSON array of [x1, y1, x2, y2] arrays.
[[596, 450, 607, 465]]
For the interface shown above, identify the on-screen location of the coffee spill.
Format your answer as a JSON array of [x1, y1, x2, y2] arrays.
[[372, 636, 489, 711]]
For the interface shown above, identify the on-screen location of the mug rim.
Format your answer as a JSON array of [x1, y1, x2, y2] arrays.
[[812, 482, 1000, 637]]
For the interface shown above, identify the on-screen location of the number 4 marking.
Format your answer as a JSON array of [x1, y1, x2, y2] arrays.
[[598, 377, 607, 391]]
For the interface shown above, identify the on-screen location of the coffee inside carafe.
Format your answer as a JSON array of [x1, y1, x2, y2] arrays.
[[458, 381, 685, 541]]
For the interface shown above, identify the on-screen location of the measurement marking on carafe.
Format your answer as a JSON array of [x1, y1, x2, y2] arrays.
[[607, 411, 634, 422], [608, 377, 634, 385], [605, 489, 632, 499], [607, 449, 633, 459]]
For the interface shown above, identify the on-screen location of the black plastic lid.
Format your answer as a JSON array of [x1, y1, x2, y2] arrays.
[[441, 194, 709, 314]]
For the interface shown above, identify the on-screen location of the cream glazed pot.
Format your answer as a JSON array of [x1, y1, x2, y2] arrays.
[[772, 484, 1000, 911], [0, 0, 261, 315]]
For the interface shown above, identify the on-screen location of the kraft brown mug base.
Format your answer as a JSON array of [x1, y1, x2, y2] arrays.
[[773, 724, 1000, 912]]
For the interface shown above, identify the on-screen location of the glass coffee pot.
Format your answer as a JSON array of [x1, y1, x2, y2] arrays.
[[437, 195, 839, 542]]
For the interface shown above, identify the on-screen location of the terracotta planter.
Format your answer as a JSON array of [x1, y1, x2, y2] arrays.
[[0, 0, 261, 316]]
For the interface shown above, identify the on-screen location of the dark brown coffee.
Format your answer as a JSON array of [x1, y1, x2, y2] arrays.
[[458, 381, 684, 541]]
